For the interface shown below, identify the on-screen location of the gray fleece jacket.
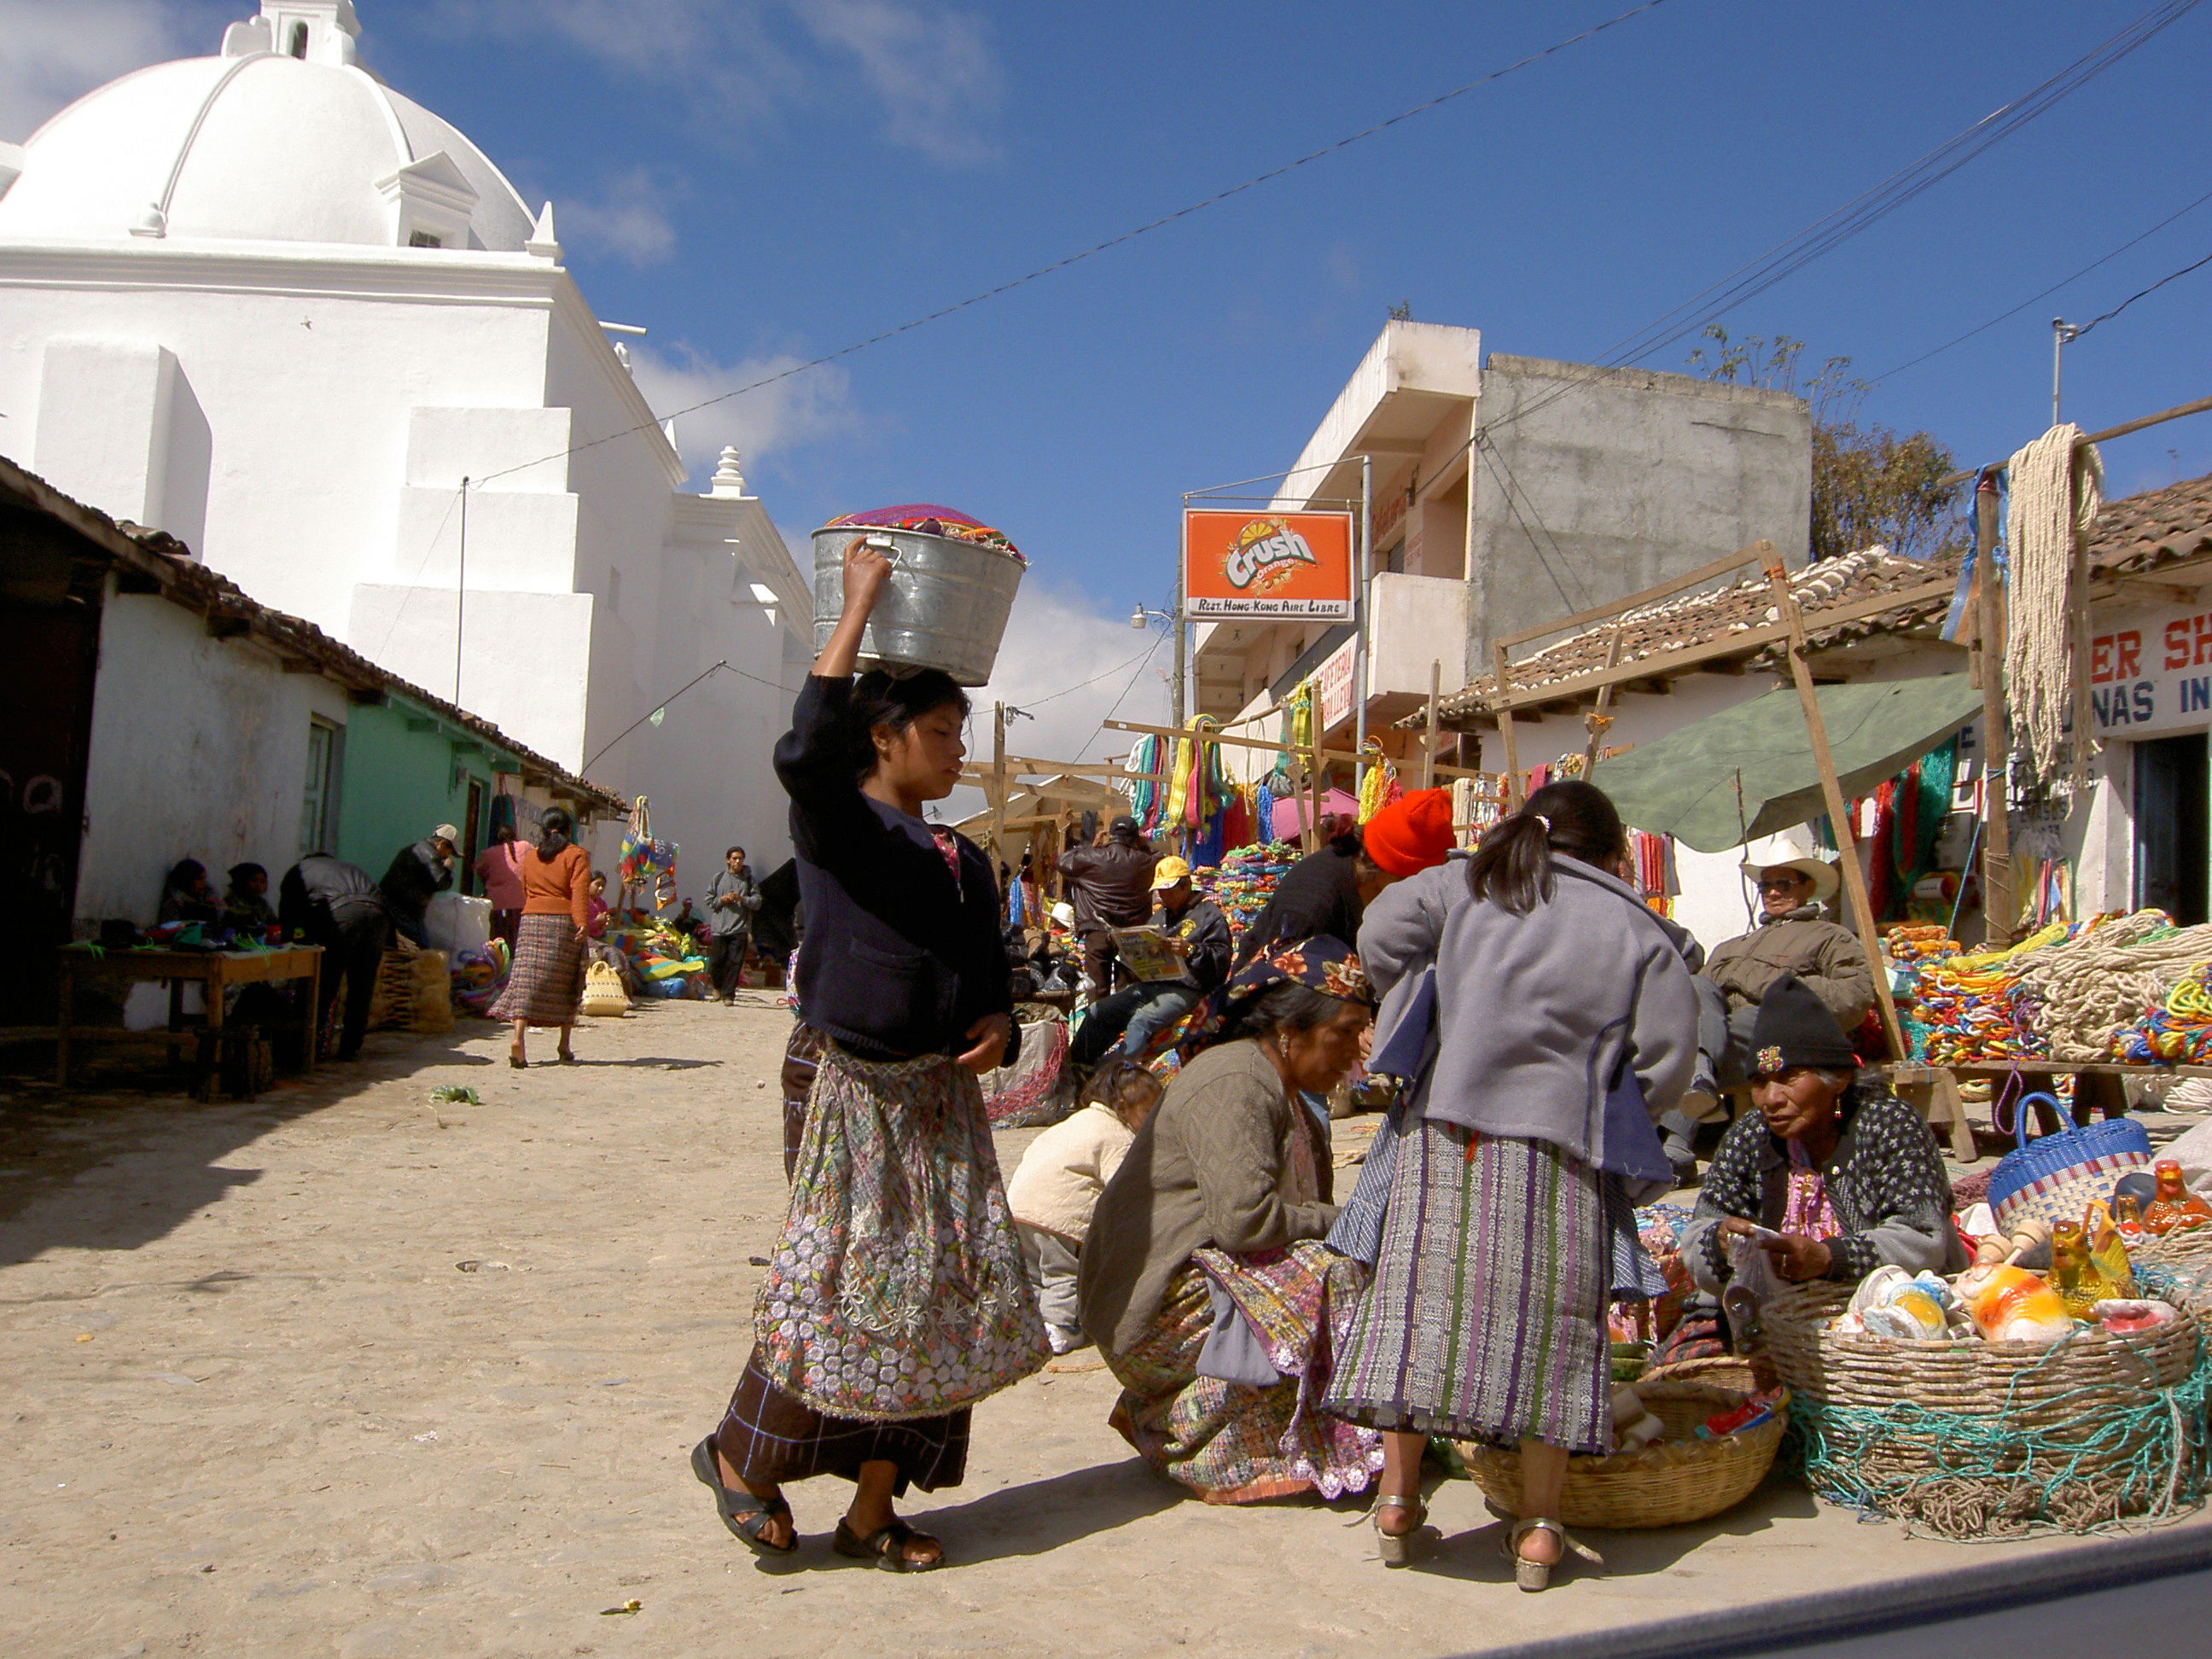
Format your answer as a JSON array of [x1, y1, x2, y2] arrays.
[[1358, 853, 1701, 1169]]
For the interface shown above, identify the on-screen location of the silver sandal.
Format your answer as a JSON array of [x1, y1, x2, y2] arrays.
[[1505, 1516, 1603, 1592], [1373, 1492, 1426, 1568]]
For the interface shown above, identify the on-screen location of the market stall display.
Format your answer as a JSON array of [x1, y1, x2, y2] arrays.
[[1753, 1165, 2212, 1540]]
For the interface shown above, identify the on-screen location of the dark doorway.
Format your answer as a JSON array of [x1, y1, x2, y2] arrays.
[[0, 591, 102, 1023], [461, 777, 486, 895], [2135, 732, 2209, 925]]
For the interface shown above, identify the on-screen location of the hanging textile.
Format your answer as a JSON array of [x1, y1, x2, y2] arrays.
[[1278, 681, 1314, 777], [617, 796, 679, 910], [1187, 717, 1229, 830], [2002, 424, 2104, 787], [1865, 780, 1900, 922], [1892, 738, 1958, 899], [1355, 740, 1400, 824], [1127, 734, 1162, 835], [1253, 779, 1276, 848]]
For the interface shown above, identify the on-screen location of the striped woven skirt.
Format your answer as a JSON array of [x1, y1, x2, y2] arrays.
[[1102, 1241, 1381, 1505], [486, 912, 585, 1027], [1324, 1121, 1615, 1454]]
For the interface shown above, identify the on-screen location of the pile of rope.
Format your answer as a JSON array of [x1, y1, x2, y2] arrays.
[[1787, 1336, 2212, 1540], [2003, 424, 2104, 788], [2010, 910, 2212, 1061]]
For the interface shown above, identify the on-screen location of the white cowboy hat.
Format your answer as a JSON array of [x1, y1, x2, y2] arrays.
[[1739, 830, 1840, 903]]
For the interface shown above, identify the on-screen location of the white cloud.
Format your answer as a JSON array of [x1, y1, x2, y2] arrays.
[[434, 0, 998, 165], [940, 584, 1173, 821], [798, 0, 998, 166], [0, 0, 212, 139], [626, 340, 858, 478], [556, 168, 679, 266]]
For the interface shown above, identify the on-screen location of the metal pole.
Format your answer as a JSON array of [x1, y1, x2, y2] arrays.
[[1354, 453, 1371, 793], [455, 476, 469, 705], [2051, 317, 2081, 427], [1422, 658, 1440, 789], [1173, 502, 1189, 728], [991, 701, 1008, 876]]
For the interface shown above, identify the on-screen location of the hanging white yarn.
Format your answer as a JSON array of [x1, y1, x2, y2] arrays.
[[2002, 423, 2104, 787]]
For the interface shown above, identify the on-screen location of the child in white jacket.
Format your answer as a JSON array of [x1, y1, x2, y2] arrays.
[[1006, 1060, 1162, 1353]]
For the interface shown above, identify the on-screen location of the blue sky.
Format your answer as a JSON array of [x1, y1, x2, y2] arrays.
[[9, 0, 2212, 758]]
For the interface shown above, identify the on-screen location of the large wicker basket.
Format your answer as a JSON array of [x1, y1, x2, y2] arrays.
[[1759, 1282, 2206, 1538], [1458, 1380, 1784, 1530]]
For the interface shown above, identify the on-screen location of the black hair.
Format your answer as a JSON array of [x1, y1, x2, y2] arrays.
[[1464, 778, 1626, 916], [537, 807, 573, 862], [227, 863, 266, 888], [726, 846, 745, 859], [166, 859, 207, 892], [1206, 981, 1356, 1052], [1080, 1055, 1166, 1128], [847, 667, 970, 785], [490, 824, 515, 845]]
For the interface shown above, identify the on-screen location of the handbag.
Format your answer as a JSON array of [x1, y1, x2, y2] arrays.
[[1986, 1092, 2152, 1233], [580, 961, 629, 1019]]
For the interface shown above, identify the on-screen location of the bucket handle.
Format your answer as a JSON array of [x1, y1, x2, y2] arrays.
[[861, 533, 905, 565]]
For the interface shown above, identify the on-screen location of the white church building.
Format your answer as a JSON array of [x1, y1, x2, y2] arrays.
[[0, 0, 813, 876]]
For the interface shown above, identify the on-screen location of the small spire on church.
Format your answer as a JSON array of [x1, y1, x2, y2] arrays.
[[527, 201, 562, 261], [710, 447, 748, 498]]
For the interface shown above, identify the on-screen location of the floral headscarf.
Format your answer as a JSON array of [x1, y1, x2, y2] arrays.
[[1173, 934, 1373, 1063]]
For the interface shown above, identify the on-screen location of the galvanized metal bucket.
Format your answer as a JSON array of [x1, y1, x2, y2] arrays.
[[811, 523, 1024, 685]]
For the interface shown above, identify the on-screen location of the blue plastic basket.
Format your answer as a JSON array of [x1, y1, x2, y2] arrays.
[[1986, 1091, 2153, 1231]]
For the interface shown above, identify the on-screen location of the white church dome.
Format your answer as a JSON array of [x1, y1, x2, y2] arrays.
[[0, 3, 536, 253]]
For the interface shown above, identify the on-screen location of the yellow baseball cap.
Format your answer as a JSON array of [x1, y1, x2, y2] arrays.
[[1150, 856, 1192, 890]]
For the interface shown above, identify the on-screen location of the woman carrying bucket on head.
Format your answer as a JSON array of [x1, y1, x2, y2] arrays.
[[694, 533, 1044, 1575]]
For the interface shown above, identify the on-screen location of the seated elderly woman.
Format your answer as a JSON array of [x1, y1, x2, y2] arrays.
[[1659, 974, 1964, 1362], [1078, 937, 1382, 1505]]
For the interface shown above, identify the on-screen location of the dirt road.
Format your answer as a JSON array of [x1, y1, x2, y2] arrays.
[[0, 999, 2193, 1658]]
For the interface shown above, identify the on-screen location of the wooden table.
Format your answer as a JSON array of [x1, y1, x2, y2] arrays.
[[54, 946, 323, 1098], [1871, 1057, 2207, 1164]]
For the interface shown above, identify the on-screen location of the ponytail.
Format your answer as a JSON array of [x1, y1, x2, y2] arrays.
[[1464, 779, 1625, 914], [536, 807, 573, 862]]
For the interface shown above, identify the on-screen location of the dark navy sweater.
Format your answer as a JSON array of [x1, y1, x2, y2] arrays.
[[776, 674, 1016, 1062]]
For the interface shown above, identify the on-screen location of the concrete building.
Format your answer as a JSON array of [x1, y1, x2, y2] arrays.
[[1190, 321, 1812, 762], [0, 0, 811, 876], [1, 453, 622, 1016]]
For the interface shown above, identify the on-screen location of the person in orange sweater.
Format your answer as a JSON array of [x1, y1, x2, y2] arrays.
[[486, 808, 593, 1068]]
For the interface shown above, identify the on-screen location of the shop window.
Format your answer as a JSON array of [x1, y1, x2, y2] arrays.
[[288, 21, 309, 57], [300, 717, 343, 859], [2134, 732, 2209, 926]]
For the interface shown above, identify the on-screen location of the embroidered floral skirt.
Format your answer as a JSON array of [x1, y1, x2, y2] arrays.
[[748, 1044, 1048, 1423], [1101, 1241, 1381, 1505]]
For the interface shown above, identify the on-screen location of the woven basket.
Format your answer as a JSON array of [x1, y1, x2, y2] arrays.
[[1644, 1352, 1778, 1395], [1986, 1102, 2152, 1233], [366, 948, 417, 1032], [1759, 1282, 2205, 1538], [1458, 1381, 1784, 1530]]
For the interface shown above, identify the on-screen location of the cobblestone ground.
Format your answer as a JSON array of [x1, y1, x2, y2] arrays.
[[0, 998, 2196, 1659]]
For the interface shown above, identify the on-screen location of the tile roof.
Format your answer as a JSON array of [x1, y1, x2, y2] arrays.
[[1426, 469, 2212, 729], [0, 454, 626, 813]]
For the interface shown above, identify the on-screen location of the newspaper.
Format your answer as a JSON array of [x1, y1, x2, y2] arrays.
[[1111, 926, 1192, 985]]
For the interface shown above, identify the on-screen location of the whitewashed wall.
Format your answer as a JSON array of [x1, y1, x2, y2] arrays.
[[74, 579, 352, 926]]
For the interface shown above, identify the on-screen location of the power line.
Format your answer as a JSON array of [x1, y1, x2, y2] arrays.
[[1081, 633, 1170, 757], [2069, 245, 2212, 340], [1870, 185, 2212, 382], [1481, 0, 2203, 438], [470, 0, 1681, 489], [1012, 640, 1164, 710]]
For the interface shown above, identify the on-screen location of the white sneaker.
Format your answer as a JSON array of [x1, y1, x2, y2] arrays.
[[1046, 1325, 1089, 1355]]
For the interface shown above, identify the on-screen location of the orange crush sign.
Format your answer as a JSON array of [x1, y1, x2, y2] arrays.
[[1182, 509, 1355, 621]]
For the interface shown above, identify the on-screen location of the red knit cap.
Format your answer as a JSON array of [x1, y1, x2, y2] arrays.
[[1361, 788, 1455, 877]]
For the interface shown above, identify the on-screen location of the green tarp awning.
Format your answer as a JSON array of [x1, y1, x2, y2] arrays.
[[1587, 675, 1983, 853]]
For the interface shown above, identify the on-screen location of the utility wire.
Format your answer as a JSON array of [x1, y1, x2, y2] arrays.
[[2068, 245, 2212, 339], [1481, 0, 2203, 439], [1012, 640, 1165, 710], [469, 0, 1680, 489], [1870, 185, 2212, 382]]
